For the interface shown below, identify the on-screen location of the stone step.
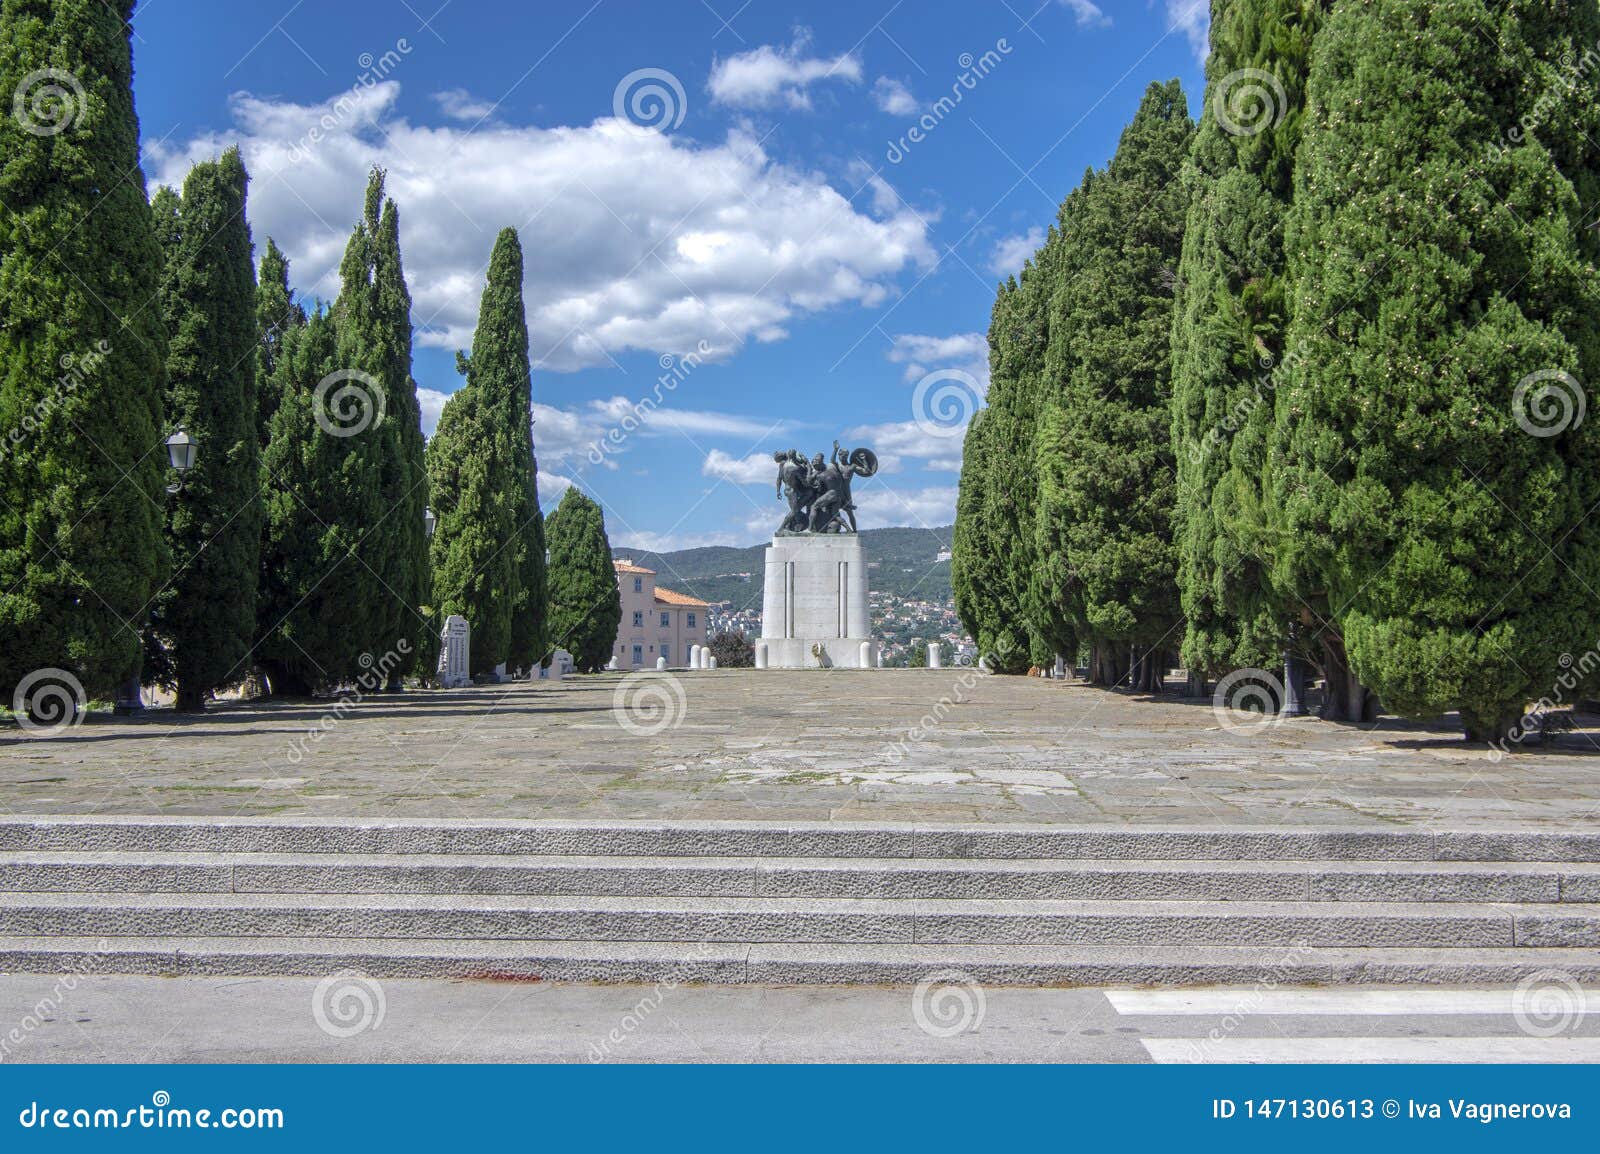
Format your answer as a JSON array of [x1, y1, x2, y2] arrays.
[[3, 936, 1598, 986], [2, 892, 1594, 947], [4, 852, 1600, 903], [4, 817, 1600, 861]]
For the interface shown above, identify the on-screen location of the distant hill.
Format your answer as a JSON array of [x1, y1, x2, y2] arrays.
[[613, 525, 955, 609]]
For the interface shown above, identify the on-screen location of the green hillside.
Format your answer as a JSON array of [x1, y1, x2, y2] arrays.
[[613, 526, 955, 608]]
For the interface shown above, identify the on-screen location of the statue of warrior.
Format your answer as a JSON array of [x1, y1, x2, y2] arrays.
[[773, 449, 815, 532], [808, 441, 878, 533]]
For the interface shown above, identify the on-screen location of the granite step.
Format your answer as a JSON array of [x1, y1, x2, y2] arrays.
[[1, 892, 1595, 947], [4, 817, 1599, 861], [4, 852, 1600, 903], [2, 936, 1598, 986]]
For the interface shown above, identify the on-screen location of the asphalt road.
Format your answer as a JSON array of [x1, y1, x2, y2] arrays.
[[1, 976, 1596, 1064]]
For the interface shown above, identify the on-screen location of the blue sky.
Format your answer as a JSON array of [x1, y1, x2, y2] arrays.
[[131, 0, 1209, 552]]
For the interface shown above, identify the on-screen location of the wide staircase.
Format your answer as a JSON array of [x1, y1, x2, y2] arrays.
[[1, 817, 1598, 984]]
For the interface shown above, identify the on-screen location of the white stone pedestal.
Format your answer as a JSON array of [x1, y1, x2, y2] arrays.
[[758, 533, 875, 668]]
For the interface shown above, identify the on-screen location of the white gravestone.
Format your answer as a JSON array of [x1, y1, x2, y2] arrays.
[[438, 615, 471, 688], [757, 533, 875, 668]]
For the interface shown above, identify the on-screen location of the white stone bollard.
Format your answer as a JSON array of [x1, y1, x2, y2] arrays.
[[1054, 655, 1066, 679], [927, 641, 942, 670], [876, 649, 884, 668], [755, 642, 768, 669], [688, 645, 699, 669], [860, 641, 873, 668], [656, 656, 667, 671], [707, 655, 717, 670], [438, 615, 471, 687]]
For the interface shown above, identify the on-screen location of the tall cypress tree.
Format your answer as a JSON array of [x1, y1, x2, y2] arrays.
[[485, 230, 550, 675], [255, 237, 303, 448], [0, 0, 168, 703], [1276, 0, 1600, 742], [143, 149, 261, 712], [1035, 80, 1194, 690], [371, 195, 432, 684], [545, 488, 621, 673], [951, 236, 1058, 673], [1170, 0, 1322, 690], [428, 228, 548, 677]]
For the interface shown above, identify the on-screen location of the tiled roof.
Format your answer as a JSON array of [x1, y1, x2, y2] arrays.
[[613, 560, 655, 575], [653, 586, 709, 608]]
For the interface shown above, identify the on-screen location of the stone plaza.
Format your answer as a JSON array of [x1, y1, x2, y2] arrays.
[[3, 670, 1596, 827]]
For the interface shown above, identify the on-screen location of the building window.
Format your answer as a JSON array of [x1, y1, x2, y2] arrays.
[[660, 611, 670, 628], [687, 612, 697, 629], [632, 611, 643, 627], [633, 577, 642, 593]]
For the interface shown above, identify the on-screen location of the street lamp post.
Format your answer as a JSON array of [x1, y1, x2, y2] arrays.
[[117, 429, 199, 715]]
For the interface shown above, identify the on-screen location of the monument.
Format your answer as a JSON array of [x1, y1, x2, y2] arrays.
[[758, 440, 879, 668]]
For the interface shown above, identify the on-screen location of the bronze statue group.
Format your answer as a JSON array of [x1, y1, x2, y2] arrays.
[[773, 441, 879, 534]]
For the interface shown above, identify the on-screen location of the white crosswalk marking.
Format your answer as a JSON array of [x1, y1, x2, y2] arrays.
[[1107, 989, 1527, 1016], [1142, 1036, 1600, 1064]]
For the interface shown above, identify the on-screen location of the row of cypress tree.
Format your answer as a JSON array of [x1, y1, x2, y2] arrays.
[[0, 0, 616, 713], [953, 0, 1600, 743]]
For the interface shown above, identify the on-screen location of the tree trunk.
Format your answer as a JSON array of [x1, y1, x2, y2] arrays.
[[262, 663, 315, 698], [1315, 633, 1368, 722], [1461, 706, 1523, 746], [174, 683, 207, 714]]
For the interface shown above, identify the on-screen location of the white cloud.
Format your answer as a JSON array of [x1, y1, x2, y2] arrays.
[[703, 448, 777, 485], [612, 528, 747, 552], [872, 77, 918, 116], [845, 420, 965, 473], [417, 387, 450, 437], [149, 83, 933, 372], [989, 226, 1045, 277], [886, 331, 989, 388], [1166, 0, 1210, 61], [1060, 0, 1111, 27], [859, 485, 959, 529], [432, 88, 497, 122], [708, 34, 863, 109]]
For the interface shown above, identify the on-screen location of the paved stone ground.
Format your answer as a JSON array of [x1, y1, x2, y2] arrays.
[[2, 670, 1598, 825], [5, 976, 1598, 1063]]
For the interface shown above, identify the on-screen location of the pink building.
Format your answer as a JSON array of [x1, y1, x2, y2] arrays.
[[612, 560, 709, 669]]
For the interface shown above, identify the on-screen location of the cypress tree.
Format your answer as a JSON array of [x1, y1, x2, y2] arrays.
[[143, 149, 261, 712], [1276, 0, 1600, 742], [545, 488, 622, 673], [1034, 80, 1194, 690], [951, 238, 1058, 673], [0, 0, 168, 703], [371, 194, 432, 684], [1170, 0, 1322, 689], [255, 237, 303, 447], [469, 229, 548, 675]]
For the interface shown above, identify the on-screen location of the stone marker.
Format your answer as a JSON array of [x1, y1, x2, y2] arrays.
[[438, 616, 470, 688], [755, 642, 768, 669], [656, 656, 667, 671], [707, 655, 718, 670], [927, 641, 942, 670], [860, 641, 873, 668]]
